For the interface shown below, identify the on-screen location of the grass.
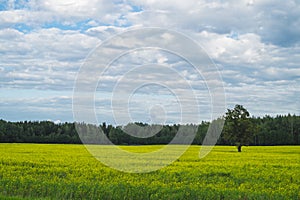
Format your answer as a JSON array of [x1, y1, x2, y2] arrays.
[[0, 144, 299, 199]]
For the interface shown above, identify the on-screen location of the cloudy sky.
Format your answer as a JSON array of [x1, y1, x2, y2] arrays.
[[1, 0, 299, 125]]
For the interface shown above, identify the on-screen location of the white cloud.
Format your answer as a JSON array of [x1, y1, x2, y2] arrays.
[[127, 0, 300, 46], [196, 31, 268, 64], [1, 0, 300, 122], [0, 27, 101, 90], [0, 28, 24, 39], [0, 10, 26, 24]]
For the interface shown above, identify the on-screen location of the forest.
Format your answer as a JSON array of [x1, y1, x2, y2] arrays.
[[0, 114, 299, 145]]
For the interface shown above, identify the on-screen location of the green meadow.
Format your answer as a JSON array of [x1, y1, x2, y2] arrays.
[[0, 144, 299, 199]]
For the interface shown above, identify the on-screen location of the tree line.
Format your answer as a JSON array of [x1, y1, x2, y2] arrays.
[[0, 112, 299, 146]]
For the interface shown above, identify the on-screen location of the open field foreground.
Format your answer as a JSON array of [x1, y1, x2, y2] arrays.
[[0, 144, 299, 199]]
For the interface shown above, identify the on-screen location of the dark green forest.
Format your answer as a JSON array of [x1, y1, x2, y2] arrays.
[[0, 114, 299, 145]]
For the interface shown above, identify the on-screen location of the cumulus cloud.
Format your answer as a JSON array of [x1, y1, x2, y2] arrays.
[[0, 0, 299, 123], [0, 27, 100, 90], [0, 0, 132, 28], [126, 0, 300, 46], [0, 89, 73, 121]]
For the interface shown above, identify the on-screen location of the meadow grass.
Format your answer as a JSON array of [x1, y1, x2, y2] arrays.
[[0, 144, 299, 199]]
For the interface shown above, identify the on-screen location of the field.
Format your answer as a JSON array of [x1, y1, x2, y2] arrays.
[[0, 144, 299, 199]]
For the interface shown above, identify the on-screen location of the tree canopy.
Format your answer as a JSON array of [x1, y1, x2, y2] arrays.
[[0, 110, 299, 147], [222, 105, 256, 152]]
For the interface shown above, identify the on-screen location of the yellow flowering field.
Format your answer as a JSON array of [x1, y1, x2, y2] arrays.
[[0, 144, 299, 199]]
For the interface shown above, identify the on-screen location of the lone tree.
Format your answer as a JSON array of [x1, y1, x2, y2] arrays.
[[223, 104, 255, 152]]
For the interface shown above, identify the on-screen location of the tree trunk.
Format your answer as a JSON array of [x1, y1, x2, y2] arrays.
[[237, 145, 242, 152]]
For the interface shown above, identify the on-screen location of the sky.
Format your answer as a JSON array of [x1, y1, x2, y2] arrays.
[[0, 0, 300, 125]]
